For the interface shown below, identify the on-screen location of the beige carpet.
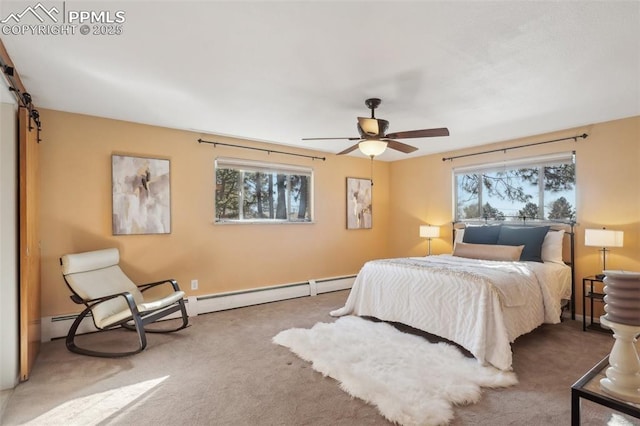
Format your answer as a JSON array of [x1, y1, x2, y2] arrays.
[[1, 290, 637, 425]]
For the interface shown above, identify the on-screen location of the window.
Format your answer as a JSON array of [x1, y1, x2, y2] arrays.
[[215, 158, 313, 223], [454, 152, 576, 221]]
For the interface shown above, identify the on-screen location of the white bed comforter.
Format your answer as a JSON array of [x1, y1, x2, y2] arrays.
[[330, 255, 571, 371]]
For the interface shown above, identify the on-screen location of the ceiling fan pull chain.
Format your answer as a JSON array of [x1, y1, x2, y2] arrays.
[[370, 156, 374, 186]]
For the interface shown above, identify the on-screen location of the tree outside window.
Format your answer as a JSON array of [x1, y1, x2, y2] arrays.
[[454, 153, 576, 221], [215, 159, 312, 223]]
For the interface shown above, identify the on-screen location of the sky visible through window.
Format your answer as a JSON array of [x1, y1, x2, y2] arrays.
[[455, 159, 576, 221]]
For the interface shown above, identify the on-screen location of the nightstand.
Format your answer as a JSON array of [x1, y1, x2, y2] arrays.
[[582, 276, 611, 333]]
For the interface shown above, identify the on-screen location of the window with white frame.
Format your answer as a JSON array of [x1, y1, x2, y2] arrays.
[[215, 158, 313, 223], [453, 152, 576, 221]]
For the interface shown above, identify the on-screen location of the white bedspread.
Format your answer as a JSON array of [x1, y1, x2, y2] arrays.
[[330, 254, 571, 371]]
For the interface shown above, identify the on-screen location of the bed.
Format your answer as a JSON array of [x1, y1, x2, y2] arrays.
[[330, 221, 575, 371]]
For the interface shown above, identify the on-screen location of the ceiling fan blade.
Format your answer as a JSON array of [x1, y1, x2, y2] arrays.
[[336, 143, 360, 155], [383, 139, 419, 153], [385, 127, 450, 139], [302, 137, 361, 141]]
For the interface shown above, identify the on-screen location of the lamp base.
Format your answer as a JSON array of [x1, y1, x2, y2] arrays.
[[595, 273, 605, 280], [599, 317, 640, 403]]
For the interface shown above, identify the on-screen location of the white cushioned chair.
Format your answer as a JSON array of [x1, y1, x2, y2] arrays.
[[60, 247, 189, 357]]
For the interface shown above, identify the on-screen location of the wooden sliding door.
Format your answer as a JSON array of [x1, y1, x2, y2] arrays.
[[19, 106, 40, 381]]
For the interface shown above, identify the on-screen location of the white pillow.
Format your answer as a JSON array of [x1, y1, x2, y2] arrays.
[[541, 230, 565, 264], [454, 228, 465, 244]]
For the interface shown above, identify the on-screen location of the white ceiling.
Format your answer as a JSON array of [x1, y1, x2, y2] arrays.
[[2, 1, 639, 161]]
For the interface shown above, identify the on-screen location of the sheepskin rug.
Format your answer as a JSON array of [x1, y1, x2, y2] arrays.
[[273, 316, 517, 426]]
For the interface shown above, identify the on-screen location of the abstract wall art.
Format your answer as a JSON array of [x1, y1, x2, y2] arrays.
[[112, 154, 171, 235], [346, 177, 372, 230]]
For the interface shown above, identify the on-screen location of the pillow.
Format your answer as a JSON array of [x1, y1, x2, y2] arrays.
[[541, 229, 565, 264], [454, 228, 465, 244], [462, 225, 502, 245], [453, 242, 524, 261], [497, 226, 550, 263]]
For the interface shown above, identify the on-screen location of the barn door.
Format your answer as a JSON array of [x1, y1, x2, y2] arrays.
[[19, 106, 41, 381]]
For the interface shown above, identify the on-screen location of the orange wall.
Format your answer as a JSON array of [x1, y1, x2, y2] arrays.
[[39, 110, 639, 319], [39, 109, 391, 317], [388, 115, 640, 314]]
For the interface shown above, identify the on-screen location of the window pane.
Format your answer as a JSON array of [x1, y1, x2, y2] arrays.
[[456, 174, 480, 219], [454, 154, 575, 221], [289, 175, 311, 221], [215, 159, 313, 223], [215, 168, 240, 220], [543, 163, 576, 220]]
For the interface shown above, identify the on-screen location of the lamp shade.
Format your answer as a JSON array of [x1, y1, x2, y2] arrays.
[[585, 229, 624, 248], [358, 140, 387, 157], [419, 225, 440, 239]]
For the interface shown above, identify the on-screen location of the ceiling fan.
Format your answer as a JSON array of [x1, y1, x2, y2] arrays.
[[302, 98, 449, 157]]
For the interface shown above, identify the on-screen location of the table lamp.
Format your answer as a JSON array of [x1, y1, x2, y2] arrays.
[[419, 225, 440, 256], [585, 228, 624, 279]]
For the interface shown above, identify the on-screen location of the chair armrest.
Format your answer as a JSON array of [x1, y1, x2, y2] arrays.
[[137, 279, 181, 293], [72, 291, 132, 305], [74, 291, 139, 313]]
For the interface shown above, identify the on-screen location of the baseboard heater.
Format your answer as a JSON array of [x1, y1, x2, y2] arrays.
[[41, 275, 356, 342]]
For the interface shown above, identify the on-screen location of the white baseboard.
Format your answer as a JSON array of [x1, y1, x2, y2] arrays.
[[315, 276, 354, 294], [41, 275, 356, 342]]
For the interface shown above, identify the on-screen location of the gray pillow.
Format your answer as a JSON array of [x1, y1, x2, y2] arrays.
[[462, 225, 502, 245], [497, 226, 550, 262]]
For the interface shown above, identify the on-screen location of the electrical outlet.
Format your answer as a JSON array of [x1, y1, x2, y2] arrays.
[[191, 279, 198, 290]]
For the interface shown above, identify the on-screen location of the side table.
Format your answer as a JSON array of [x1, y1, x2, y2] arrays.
[[571, 356, 640, 425], [582, 276, 610, 333]]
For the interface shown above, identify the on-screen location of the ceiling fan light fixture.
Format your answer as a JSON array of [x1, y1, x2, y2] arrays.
[[303, 97, 449, 157], [357, 118, 389, 137], [358, 118, 380, 136], [358, 139, 387, 157]]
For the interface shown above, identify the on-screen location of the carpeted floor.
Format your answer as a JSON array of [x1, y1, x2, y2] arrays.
[[1, 290, 638, 425]]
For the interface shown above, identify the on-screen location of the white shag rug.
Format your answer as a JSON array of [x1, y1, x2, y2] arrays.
[[273, 316, 517, 426]]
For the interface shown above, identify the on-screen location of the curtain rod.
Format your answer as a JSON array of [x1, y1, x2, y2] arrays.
[[197, 139, 326, 161], [442, 133, 588, 162]]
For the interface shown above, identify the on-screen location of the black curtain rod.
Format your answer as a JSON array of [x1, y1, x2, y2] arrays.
[[442, 133, 588, 162], [197, 139, 326, 161]]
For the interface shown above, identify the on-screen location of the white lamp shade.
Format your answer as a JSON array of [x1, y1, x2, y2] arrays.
[[585, 229, 624, 248], [358, 140, 387, 157], [420, 225, 440, 238]]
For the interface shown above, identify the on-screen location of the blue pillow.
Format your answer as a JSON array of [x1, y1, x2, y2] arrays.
[[462, 225, 502, 245], [497, 226, 550, 262]]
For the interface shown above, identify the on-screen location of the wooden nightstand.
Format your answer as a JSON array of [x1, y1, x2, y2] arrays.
[[582, 276, 611, 333]]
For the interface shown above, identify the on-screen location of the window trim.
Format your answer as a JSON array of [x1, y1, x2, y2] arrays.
[[452, 152, 574, 174]]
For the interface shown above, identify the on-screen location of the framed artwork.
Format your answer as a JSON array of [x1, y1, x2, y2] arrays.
[[112, 154, 171, 235], [346, 177, 372, 229]]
